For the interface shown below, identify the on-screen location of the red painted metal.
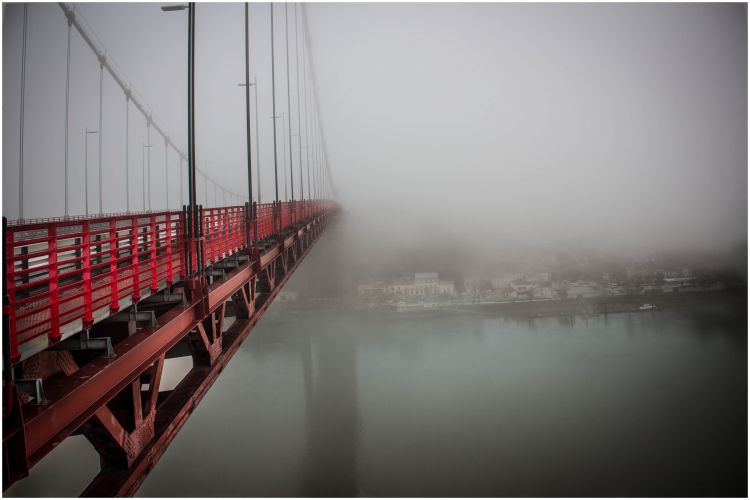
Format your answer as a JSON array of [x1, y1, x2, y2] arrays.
[[4, 201, 333, 363], [3, 200, 337, 496], [95, 221, 327, 497]]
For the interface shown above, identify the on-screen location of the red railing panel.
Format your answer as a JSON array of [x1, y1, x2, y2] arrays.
[[3, 201, 332, 362]]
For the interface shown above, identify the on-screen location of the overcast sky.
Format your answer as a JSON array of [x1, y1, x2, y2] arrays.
[[2, 2, 747, 257]]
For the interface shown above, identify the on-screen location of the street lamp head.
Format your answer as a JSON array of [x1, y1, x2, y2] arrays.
[[161, 4, 188, 11]]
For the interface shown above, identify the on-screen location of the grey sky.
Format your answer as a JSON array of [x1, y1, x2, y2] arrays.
[[2, 2, 747, 257]]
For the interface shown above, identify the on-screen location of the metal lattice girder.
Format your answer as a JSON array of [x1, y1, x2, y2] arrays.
[[2, 205, 338, 496]]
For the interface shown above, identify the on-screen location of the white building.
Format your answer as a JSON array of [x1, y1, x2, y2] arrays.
[[357, 283, 387, 297], [362, 273, 455, 299]]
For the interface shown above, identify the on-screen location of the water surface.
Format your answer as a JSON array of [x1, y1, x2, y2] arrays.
[[132, 302, 746, 497]]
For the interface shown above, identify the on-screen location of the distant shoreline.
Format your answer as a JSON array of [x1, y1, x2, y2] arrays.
[[271, 288, 747, 320], [461, 288, 747, 319]]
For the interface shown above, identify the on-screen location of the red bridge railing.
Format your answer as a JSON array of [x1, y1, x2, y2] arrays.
[[4, 200, 333, 364]]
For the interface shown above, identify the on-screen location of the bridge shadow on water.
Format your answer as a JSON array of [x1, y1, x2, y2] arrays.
[[295, 218, 361, 496], [299, 327, 360, 497]]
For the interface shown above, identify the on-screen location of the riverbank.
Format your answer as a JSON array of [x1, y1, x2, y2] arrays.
[[467, 288, 747, 319], [270, 288, 746, 321]]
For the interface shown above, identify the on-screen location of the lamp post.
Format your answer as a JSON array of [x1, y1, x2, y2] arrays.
[[270, 2, 280, 233], [161, 3, 195, 211], [85, 128, 98, 216], [240, 2, 253, 211], [294, 4, 304, 217], [238, 79, 261, 204], [162, 2, 197, 277], [280, 113, 287, 201], [252, 77, 260, 203], [284, 3, 294, 209]]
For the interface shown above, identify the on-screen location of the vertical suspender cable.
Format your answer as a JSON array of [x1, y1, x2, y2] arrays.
[[85, 129, 90, 215], [302, 28, 311, 205], [313, 116, 317, 200], [310, 49, 316, 201], [310, 97, 314, 201], [19, 4, 28, 219], [270, 3, 280, 232], [64, 14, 71, 216], [164, 138, 169, 209], [98, 60, 103, 215], [244, 3, 253, 208], [142, 143, 146, 210], [253, 76, 261, 204], [187, 2, 196, 209], [301, 3, 336, 200], [147, 122, 151, 210], [312, 99, 318, 200], [180, 155, 184, 206], [125, 95, 129, 212], [57, 3, 239, 209], [282, 114, 287, 201], [295, 4, 303, 208], [285, 3, 294, 206]]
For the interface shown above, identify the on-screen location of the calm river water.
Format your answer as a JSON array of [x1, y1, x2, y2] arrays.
[[7, 297, 747, 497], [139, 300, 744, 497]]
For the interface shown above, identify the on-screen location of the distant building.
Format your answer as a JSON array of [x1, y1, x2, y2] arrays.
[[510, 282, 536, 299], [414, 273, 439, 284], [535, 286, 556, 299], [626, 264, 665, 280], [566, 281, 602, 298], [360, 273, 455, 299], [357, 283, 387, 297], [277, 290, 299, 302], [492, 272, 550, 289]]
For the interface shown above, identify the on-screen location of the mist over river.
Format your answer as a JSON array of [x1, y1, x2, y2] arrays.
[[135, 304, 745, 496]]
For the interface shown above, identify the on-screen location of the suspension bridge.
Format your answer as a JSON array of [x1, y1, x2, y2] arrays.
[[3, 3, 338, 496]]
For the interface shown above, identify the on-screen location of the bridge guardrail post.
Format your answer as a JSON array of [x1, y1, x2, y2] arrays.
[[182, 205, 191, 278], [252, 201, 258, 247], [273, 200, 278, 238], [244, 202, 250, 251], [149, 214, 158, 294], [48, 224, 61, 345], [166, 213, 174, 286], [3, 217, 19, 371], [82, 220, 93, 328], [131, 215, 141, 302], [108, 219, 119, 314], [198, 204, 206, 282]]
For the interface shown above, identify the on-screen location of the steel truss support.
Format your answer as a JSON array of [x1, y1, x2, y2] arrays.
[[3, 209, 336, 496]]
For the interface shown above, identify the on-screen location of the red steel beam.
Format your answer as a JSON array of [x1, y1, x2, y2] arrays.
[[83, 217, 328, 496], [7, 210, 335, 494]]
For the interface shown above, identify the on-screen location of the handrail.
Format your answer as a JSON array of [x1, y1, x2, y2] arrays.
[[4, 199, 335, 363]]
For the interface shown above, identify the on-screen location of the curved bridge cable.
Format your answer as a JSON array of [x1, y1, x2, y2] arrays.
[[300, 4, 336, 199], [58, 3, 246, 204]]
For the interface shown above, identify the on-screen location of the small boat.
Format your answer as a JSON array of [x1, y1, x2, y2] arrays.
[[639, 303, 657, 310]]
